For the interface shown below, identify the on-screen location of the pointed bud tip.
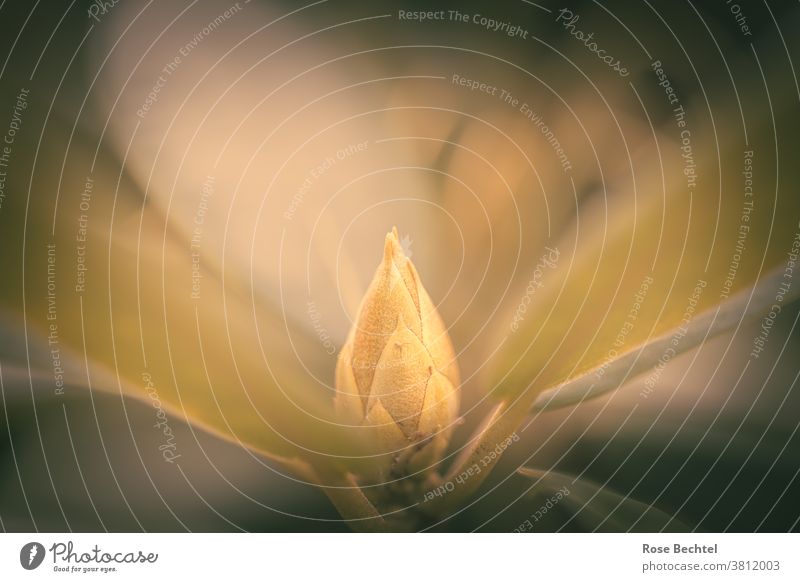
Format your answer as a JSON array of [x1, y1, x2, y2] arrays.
[[336, 224, 461, 481], [383, 227, 405, 265]]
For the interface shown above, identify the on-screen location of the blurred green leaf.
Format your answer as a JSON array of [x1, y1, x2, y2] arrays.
[[517, 468, 689, 532]]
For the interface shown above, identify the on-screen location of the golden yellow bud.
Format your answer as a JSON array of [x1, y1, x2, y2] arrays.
[[335, 228, 460, 480]]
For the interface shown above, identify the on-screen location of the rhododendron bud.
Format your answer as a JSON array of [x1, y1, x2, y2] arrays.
[[335, 228, 460, 480]]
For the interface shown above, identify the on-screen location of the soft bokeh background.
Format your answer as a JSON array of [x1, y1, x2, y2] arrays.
[[0, 0, 798, 531]]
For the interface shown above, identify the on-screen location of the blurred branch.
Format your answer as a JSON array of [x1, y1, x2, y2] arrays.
[[533, 264, 800, 412], [314, 470, 389, 533], [517, 467, 689, 532]]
